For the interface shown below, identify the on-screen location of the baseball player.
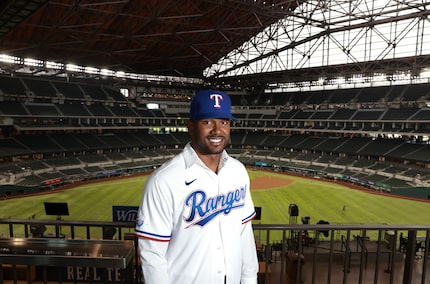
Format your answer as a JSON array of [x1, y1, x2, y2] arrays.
[[135, 89, 259, 284]]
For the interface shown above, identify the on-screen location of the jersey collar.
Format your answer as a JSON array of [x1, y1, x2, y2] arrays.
[[183, 142, 229, 171]]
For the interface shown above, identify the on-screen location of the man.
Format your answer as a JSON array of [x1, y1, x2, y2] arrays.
[[135, 89, 258, 284]]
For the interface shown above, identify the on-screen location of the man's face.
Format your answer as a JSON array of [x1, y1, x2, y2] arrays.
[[188, 118, 231, 156]]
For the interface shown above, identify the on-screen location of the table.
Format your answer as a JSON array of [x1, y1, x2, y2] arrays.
[[0, 238, 135, 283]]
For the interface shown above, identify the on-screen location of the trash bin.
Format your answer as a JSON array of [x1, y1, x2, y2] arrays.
[[285, 252, 304, 284]]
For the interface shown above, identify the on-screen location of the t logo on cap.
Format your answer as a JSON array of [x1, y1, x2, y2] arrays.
[[210, 94, 223, 109], [190, 89, 237, 121]]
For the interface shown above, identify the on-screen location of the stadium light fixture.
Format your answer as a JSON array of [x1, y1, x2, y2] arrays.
[[24, 58, 43, 67], [46, 61, 63, 70], [84, 66, 98, 74], [0, 52, 204, 85], [115, 71, 126, 78], [0, 54, 20, 64], [100, 69, 115, 76], [66, 64, 83, 72]]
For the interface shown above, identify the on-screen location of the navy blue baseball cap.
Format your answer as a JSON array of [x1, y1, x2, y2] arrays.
[[190, 89, 237, 120]]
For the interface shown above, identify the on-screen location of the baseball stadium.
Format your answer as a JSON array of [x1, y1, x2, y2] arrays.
[[1, 1, 430, 283]]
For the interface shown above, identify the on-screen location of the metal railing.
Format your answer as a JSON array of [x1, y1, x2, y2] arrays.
[[0, 219, 429, 284]]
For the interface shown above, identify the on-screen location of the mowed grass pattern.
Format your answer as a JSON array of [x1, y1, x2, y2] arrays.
[[249, 171, 430, 241], [1, 171, 430, 240], [0, 176, 147, 221]]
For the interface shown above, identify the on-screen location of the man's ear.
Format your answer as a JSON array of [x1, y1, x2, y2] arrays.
[[187, 120, 194, 134]]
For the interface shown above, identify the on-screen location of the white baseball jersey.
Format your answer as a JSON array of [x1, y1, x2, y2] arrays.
[[135, 143, 258, 284]]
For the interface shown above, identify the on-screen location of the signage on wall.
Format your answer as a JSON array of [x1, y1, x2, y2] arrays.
[[112, 205, 139, 222]]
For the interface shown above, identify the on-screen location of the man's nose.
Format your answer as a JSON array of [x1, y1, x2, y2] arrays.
[[210, 121, 222, 132]]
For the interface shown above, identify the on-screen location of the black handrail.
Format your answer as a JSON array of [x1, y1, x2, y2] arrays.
[[1, 219, 430, 284]]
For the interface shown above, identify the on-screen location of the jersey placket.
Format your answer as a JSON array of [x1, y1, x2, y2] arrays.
[[211, 170, 227, 283]]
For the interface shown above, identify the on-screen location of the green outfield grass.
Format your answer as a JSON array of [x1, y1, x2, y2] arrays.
[[249, 171, 430, 241], [1, 171, 430, 241]]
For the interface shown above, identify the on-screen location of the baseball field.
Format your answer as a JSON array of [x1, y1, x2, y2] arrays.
[[1, 170, 430, 242]]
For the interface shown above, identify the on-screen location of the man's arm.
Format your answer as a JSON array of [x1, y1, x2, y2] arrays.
[[136, 173, 173, 284], [138, 237, 170, 284], [240, 220, 259, 284]]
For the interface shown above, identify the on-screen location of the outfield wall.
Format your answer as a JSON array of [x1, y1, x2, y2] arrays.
[[391, 187, 430, 200]]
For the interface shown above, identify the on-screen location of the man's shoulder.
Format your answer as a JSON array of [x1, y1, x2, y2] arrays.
[[149, 152, 185, 178], [226, 154, 245, 166], [223, 155, 248, 175]]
